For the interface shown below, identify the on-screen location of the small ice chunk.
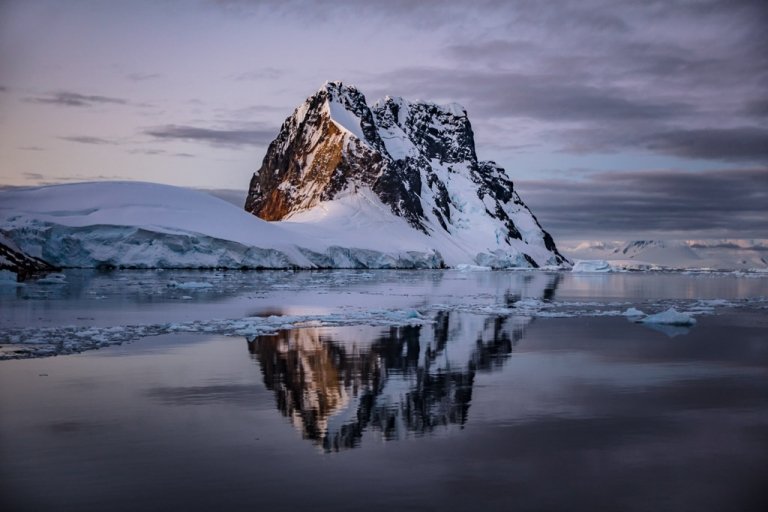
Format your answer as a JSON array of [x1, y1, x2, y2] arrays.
[[623, 307, 645, 317], [571, 260, 612, 272], [641, 308, 696, 326], [35, 273, 67, 285]]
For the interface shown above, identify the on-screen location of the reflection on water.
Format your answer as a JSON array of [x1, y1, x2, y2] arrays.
[[247, 310, 529, 451]]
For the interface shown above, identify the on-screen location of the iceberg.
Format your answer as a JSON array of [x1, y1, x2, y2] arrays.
[[571, 260, 613, 273], [641, 308, 697, 326]]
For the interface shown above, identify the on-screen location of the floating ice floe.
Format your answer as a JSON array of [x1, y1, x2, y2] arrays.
[[34, 273, 67, 285], [571, 260, 613, 273], [640, 308, 696, 326], [2, 293, 755, 359]]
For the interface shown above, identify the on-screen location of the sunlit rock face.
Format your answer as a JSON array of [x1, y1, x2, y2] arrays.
[[245, 81, 567, 268]]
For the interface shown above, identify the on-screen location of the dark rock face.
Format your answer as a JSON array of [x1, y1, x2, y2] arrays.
[[245, 81, 568, 266], [0, 235, 58, 281]]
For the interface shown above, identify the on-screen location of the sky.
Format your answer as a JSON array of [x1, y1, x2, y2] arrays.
[[0, 0, 766, 241]]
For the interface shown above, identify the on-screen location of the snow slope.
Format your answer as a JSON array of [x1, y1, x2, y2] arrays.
[[0, 181, 515, 269]]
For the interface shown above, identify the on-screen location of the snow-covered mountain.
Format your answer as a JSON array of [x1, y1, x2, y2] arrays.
[[0, 181, 535, 270], [0, 83, 568, 270], [246, 81, 567, 268], [563, 239, 768, 270]]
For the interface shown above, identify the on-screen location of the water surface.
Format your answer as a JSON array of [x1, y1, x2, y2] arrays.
[[1, 270, 767, 511]]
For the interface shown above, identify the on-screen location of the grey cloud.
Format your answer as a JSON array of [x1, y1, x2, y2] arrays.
[[688, 242, 768, 252], [367, 66, 768, 162], [345, 0, 766, 162], [745, 98, 768, 117], [143, 124, 276, 147], [643, 128, 768, 162], [128, 148, 166, 155], [59, 136, 117, 145], [25, 91, 129, 107], [232, 68, 283, 81], [126, 72, 161, 81], [515, 168, 768, 239], [126, 148, 197, 158], [371, 68, 695, 122]]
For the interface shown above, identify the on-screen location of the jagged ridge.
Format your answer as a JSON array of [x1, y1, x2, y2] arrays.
[[246, 81, 568, 267]]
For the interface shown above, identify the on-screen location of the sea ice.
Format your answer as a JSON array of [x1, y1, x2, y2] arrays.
[[641, 308, 697, 326], [623, 307, 645, 317], [34, 273, 67, 285]]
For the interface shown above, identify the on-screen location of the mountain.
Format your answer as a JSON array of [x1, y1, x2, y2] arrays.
[[245, 81, 567, 268], [563, 239, 768, 270], [0, 83, 569, 270]]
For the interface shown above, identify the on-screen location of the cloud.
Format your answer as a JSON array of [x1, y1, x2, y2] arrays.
[[374, 68, 696, 122], [340, 0, 767, 162], [232, 68, 283, 81], [18, 146, 44, 151], [126, 72, 161, 81], [515, 168, 768, 239], [143, 124, 276, 147], [643, 128, 768, 162], [127, 148, 166, 155], [125, 148, 196, 158], [25, 91, 129, 107], [59, 136, 117, 145]]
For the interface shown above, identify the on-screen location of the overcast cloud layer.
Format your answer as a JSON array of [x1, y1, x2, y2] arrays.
[[516, 168, 768, 240], [0, 0, 765, 239]]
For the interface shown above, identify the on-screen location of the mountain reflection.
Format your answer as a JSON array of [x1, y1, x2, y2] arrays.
[[247, 311, 536, 451], [246, 272, 560, 451]]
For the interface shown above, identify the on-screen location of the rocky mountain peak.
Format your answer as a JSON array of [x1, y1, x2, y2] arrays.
[[245, 82, 568, 267]]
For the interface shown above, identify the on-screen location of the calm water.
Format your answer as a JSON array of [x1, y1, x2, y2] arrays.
[[1, 270, 767, 511]]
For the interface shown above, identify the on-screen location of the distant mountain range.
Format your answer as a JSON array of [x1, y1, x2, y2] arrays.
[[563, 239, 768, 270]]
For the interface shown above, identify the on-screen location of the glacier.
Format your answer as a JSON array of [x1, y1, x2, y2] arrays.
[[0, 181, 449, 270]]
